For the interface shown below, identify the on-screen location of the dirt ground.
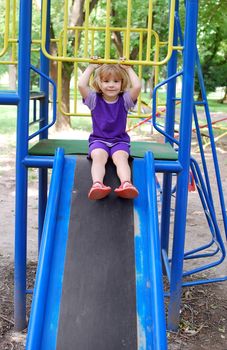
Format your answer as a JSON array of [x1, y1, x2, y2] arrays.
[[0, 124, 227, 349]]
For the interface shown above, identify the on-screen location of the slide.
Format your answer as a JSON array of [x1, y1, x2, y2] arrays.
[[26, 149, 167, 350]]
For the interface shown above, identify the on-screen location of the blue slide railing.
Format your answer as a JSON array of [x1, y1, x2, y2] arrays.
[[26, 148, 65, 349], [134, 152, 167, 350], [145, 152, 167, 349]]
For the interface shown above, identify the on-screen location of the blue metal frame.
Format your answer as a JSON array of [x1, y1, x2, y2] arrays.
[[26, 150, 77, 350], [26, 148, 65, 349], [167, 0, 199, 330], [14, 0, 33, 331], [0, 92, 19, 104], [38, 0, 51, 250], [3, 0, 224, 339], [28, 65, 57, 141], [194, 53, 227, 239], [160, 0, 179, 260]]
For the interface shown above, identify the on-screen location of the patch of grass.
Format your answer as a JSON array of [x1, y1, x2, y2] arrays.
[[71, 116, 92, 132], [0, 106, 17, 134], [201, 99, 227, 113]]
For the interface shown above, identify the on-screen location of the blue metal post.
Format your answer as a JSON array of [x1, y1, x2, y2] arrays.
[[160, 0, 179, 257], [15, 0, 32, 330], [145, 152, 167, 350], [167, 0, 199, 330], [38, 0, 51, 248], [196, 53, 227, 240], [0, 93, 19, 104]]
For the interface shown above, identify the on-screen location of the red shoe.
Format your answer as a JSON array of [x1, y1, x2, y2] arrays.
[[88, 181, 111, 200], [114, 181, 139, 199]]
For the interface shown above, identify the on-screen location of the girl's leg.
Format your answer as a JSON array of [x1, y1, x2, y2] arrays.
[[89, 148, 111, 200], [112, 150, 139, 199], [111, 150, 131, 183], [91, 148, 109, 183]]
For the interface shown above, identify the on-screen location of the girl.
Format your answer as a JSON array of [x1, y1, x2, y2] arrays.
[[78, 60, 141, 200]]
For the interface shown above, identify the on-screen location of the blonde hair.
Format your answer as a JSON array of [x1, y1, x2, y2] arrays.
[[92, 64, 130, 93]]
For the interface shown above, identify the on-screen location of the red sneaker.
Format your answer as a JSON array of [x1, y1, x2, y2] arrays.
[[114, 181, 139, 199], [88, 182, 111, 200]]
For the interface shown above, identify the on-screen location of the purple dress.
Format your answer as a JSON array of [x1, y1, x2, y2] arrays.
[[83, 91, 136, 147]]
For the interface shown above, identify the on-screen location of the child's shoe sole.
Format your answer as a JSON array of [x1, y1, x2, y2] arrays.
[[88, 187, 111, 200], [114, 187, 139, 199]]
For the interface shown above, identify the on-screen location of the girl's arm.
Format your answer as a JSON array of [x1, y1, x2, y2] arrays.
[[78, 64, 97, 99], [121, 65, 142, 102]]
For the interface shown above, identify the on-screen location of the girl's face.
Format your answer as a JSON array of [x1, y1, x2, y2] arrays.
[[99, 73, 122, 101]]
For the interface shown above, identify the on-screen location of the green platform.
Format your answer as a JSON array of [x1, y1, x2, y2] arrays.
[[29, 139, 178, 160]]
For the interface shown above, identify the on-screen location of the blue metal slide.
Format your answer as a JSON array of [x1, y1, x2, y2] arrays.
[[26, 149, 167, 350]]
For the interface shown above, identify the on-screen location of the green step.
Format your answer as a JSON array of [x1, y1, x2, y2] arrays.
[[29, 139, 178, 160]]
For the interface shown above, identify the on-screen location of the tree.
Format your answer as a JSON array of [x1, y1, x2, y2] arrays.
[[195, 0, 227, 100]]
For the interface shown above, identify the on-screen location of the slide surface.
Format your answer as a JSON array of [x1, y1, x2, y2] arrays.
[[26, 155, 167, 350]]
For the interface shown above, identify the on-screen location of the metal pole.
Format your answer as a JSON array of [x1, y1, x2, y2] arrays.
[[38, 0, 51, 248], [14, 0, 32, 330], [168, 0, 199, 330], [161, 0, 179, 258]]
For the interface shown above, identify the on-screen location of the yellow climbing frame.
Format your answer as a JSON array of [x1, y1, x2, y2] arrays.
[[45, 0, 181, 117], [0, 0, 17, 65], [1, 0, 183, 118]]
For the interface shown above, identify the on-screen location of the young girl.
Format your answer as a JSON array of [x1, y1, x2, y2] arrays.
[[78, 60, 141, 200]]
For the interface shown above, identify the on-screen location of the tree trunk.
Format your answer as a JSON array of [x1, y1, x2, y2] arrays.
[[9, 58, 17, 90], [55, 68, 72, 130], [220, 86, 227, 104], [197, 89, 202, 101]]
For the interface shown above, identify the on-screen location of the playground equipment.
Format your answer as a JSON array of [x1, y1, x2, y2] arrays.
[[1, 0, 227, 349]]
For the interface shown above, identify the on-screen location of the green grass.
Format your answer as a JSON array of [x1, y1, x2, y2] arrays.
[[71, 116, 92, 132], [198, 99, 227, 113], [0, 106, 17, 134]]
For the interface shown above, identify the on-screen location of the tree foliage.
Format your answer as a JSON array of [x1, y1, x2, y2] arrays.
[[195, 0, 227, 96]]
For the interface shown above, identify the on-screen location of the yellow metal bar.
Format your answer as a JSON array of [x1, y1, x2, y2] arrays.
[[104, 0, 111, 59], [32, 38, 59, 45], [154, 33, 160, 105], [62, 110, 152, 118], [173, 46, 184, 51], [0, 60, 18, 65], [31, 48, 41, 52], [57, 38, 63, 109], [125, 0, 132, 59], [163, 0, 176, 65], [12, 0, 17, 62], [63, 0, 69, 56], [91, 31, 95, 56], [137, 32, 144, 115], [146, 0, 153, 61], [84, 0, 90, 57], [0, 0, 10, 57], [68, 26, 150, 33], [123, 31, 126, 57], [73, 29, 79, 114], [212, 126, 227, 131], [197, 131, 227, 152]]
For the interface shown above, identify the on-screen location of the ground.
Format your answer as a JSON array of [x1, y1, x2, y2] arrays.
[[0, 122, 227, 349]]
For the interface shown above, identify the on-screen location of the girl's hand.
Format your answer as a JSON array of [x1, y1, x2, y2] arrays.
[[90, 56, 101, 70], [119, 57, 141, 102], [119, 57, 131, 70]]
